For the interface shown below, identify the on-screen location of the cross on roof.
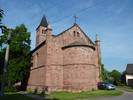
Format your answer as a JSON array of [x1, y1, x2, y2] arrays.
[[73, 15, 78, 24]]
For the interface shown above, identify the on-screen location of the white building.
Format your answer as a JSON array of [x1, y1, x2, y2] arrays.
[[126, 64, 133, 86]]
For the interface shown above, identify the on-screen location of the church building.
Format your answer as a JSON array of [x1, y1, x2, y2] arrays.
[[27, 16, 101, 92]]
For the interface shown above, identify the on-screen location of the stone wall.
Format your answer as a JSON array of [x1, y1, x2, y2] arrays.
[[27, 44, 47, 92], [27, 24, 100, 92], [62, 46, 97, 91]]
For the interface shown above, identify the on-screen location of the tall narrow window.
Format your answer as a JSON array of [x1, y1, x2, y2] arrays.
[[73, 31, 76, 37], [31, 56, 33, 67], [42, 30, 45, 34], [77, 32, 80, 37], [36, 35, 39, 45]]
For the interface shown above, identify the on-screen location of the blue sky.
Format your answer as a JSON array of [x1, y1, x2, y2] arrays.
[[0, 0, 133, 72]]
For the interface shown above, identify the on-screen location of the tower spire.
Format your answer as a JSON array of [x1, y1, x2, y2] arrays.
[[36, 15, 48, 30], [96, 34, 100, 42]]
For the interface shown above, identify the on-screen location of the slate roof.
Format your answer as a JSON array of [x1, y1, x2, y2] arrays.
[[126, 64, 133, 74], [36, 16, 48, 30]]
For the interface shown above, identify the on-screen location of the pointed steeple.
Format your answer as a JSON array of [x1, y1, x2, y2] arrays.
[[95, 34, 100, 46], [96, 34, 100, 42], [36, 15, 48, 30]]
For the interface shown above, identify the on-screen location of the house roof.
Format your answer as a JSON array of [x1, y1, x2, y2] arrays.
[[36, 16, 48, 30], [126, 64, 133, 74]]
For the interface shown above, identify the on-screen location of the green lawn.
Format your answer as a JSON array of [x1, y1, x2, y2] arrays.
[[48, 90, 123, 100], [117, 86, 133, 92], [0, 93, 35, 100], [0, 90, 123, 100]]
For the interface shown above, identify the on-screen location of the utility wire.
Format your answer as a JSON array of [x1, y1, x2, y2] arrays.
[[51, 0, 105, 25]]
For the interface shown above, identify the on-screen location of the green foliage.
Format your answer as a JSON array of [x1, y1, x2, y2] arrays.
[[99, 59, 107, 81], [49, 90, 123, 100], [101, 66, 110, 82], [99, 63, 123, 85], [4, 86, 17, 92], [7, 24, 31, 86], [118, 86, 133, 92], [0, 8, 4, 23], [0, 93, 35, 100], [109, 70, 122, 85], [121, 71, 126, 85], [0, 48, 5, 82], [0, 24, 31, 87], [101, 64, 106, 81]]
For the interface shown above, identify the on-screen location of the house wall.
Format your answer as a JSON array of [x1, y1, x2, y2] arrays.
[[126, 74, 133, 85]]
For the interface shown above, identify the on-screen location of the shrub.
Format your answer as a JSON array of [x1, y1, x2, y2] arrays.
[[4, 86, 17, 92]]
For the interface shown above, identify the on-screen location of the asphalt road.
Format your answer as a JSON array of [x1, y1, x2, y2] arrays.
[[83, 92, 133, 100]]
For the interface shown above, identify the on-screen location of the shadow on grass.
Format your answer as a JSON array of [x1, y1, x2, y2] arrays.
[[0, 93, 59, 100], [0, 93, 34, 100]]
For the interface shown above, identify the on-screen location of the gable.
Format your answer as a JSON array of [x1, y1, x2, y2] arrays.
[[53, 24, 95, 46]]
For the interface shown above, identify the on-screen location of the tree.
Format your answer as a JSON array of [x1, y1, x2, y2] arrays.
[[8, 24, 31, 86], [0, 8, 4, 84], [0, 8, 4, 24], [101, 64, 106, 81], [109, 70, 122, 85], [0, 24, 31, 89], [121, 71, 126, 85]]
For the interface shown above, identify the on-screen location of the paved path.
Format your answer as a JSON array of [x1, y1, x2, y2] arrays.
[[83, 92, 133, 100]]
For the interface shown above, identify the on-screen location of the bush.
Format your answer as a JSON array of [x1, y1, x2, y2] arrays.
[[4, 86, 17, 92], [33, 88, 38, 94]]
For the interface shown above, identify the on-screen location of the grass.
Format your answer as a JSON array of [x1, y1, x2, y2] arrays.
[[48, 90, 123, 100], [117, 86, 133, 92], [0, 89, 123, 100], [0, 92, 36, 100]]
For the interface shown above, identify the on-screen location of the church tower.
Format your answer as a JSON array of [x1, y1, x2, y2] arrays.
[[36, 16, 49, 46]]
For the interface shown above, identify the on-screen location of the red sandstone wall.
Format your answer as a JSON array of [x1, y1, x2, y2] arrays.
[[63, 47, 97, 91], [36, 26, 47, 46], [63, 47, 95, 65], [63, 65, 97, 91], [56, 25, 91, 46], [27, 45, 47, 91], [27, 67, 46, 91], [45, 65, 63, 91], [28, 24, 100, 92], [45, 36, 63, 91]]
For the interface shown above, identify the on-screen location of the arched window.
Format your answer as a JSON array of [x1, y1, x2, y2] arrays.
[[73, 31, 76, 37], [77, 32, 80, 37], [42, 30, 45, 34]]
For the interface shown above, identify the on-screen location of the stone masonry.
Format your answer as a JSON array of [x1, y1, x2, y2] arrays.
[[27, 16, 101, 92]]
